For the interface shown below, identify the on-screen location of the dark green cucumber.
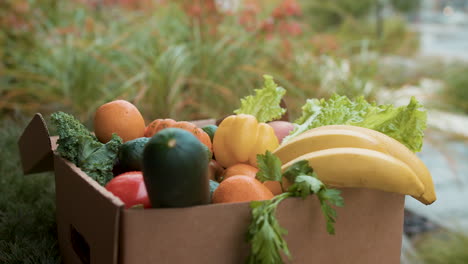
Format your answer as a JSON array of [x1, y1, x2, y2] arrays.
[[142, 128, 210, 208]]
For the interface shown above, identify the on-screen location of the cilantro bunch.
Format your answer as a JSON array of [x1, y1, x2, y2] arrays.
[[247, 152, 344, 264]]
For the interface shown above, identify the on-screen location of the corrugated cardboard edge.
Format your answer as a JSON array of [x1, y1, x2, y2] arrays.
[[54, 155, 124, 264], [18, 113, 54, 174]]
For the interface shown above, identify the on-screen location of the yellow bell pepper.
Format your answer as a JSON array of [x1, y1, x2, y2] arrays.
[[213, 114, 279, 168]]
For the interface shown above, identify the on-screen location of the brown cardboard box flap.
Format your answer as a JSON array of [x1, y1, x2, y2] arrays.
[[18, 113, 55, 174], [54, 156, 124, 264]]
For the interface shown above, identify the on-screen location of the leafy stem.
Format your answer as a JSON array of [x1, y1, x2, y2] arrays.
[[247, 153, 344, 264]]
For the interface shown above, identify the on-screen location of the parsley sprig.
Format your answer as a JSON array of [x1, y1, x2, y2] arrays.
[[246, 152, 344, 264]]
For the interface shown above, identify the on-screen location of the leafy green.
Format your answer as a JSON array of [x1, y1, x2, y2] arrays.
[[51, 112, 122, 186], [234, 75, 286, 123], [288, 175, 323, 198], [355, 96, 427, 153], [256, 151, 283, 183], [283, 94, 427, 152], [282, 160, 313, 183], [246, 193, 292, 264], [247, 156, 344, 264], [79, 134, 123, 186], [51, 111, 97, 164], [317, 189, 344, 234]]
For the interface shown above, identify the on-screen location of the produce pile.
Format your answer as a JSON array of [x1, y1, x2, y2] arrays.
[[50, 75, 435, 263]]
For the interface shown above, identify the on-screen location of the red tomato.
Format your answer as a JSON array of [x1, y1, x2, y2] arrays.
[[105, 171, 151, 209]]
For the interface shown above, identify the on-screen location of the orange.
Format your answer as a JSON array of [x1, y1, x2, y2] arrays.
[[212, 175, 274, 204], [94, 100, 146, 143], [222, 163, 283, 195], [223, 163, 258, 180], [264, 181, 283, 196]]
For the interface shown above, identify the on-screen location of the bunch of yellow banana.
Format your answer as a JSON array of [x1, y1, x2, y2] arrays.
[[273, 125, 436, 204]]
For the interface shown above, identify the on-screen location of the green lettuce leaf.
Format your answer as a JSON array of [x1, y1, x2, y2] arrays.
[[234, 75, 286, 123], [283, 94, 427, 152], [355, 96, 427, 152]]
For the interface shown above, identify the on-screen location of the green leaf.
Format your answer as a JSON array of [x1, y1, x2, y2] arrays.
[[246, 193, 292, 264], [356, 96, 427, 152], [234, 75, 286, 123], [317, 188, 345, 235], [319, 189, 345, 207], [283, 94, 427, 152], [51, 112, 122, 186], [282, 160, 313, 183], [256, 151, 283, 183], [288, 175, 323, 199], [80, 133, 122, 186], [246, 152, 344, 263]]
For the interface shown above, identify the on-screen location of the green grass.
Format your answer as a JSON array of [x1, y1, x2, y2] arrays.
[[442, 63, 468, 114], [416, 231, 468, 264], [0, 118, 60, 264]]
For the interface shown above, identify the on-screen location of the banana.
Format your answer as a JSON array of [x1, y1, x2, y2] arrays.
[[274, 129, 388, 165], [310, 125, 436, 205], [281, 148, 425, 197]]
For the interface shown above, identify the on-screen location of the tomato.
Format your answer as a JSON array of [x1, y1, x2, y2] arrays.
[[105, 171, 151, 209]]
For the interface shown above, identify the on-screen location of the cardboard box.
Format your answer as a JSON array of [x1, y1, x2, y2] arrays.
[[19, 113, 405, 264]]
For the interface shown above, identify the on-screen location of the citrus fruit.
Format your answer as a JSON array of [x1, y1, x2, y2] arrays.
[[94, 100, 146, 143], [212, 175, 274, 204], [223, 163, 258, 180], [263, 181, 283, 195], [222, 163, 283, 195]]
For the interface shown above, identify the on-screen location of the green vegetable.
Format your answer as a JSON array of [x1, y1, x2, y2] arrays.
[[234, 75, 286, 123], [51, 112, 122, 186], [283, 94, 427, 152], [255, 151, 283, 183], [142, 128, 210, 208], [247, 154, 344, 264], [201, 125, 217, 143], [119, 137, 150, 171]]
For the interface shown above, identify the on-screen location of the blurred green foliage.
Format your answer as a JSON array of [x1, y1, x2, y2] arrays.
[[416, 231, 468, 264], [3, 0, 407, 123], [442, 63, 468, 114], [301, 0, 375, 30]]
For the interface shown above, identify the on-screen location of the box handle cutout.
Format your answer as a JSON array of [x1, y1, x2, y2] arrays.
[[70, 225, 90, 264]]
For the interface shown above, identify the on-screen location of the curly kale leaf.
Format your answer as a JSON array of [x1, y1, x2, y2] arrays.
[[79, 134, 122, 185], [51, 112, 122, 186], [51, 111, 97, 164]]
